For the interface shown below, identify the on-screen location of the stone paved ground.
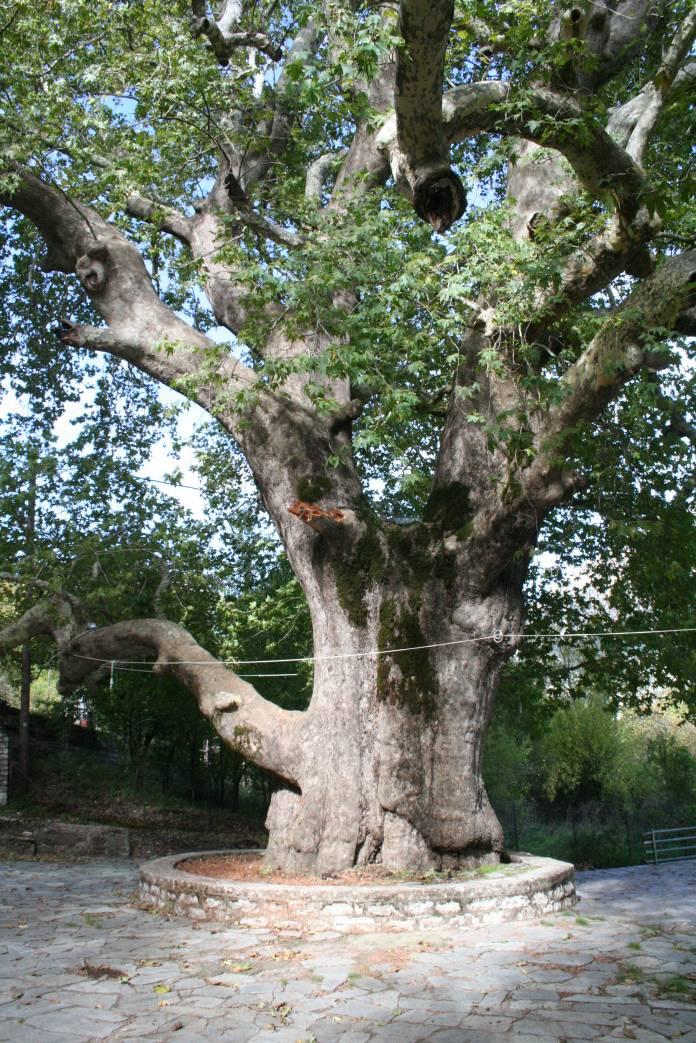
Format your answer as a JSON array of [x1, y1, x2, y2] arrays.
[[0, 858, 694, 1042]]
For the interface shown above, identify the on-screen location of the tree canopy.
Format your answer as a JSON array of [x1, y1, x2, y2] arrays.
[[0, 0, 694, 873]]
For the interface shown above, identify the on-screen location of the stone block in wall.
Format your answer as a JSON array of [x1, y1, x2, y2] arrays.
[[34, 821, 131, 857]]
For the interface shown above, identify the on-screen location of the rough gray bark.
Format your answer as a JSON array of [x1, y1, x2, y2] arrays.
[[1, 1, 694, 873], [393, 0, 466, 231], [257, 509, 527, 873], [189, 0, 283, 64]]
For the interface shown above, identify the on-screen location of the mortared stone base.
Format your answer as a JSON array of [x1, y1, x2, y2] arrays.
[[138, 850, 576, 934]]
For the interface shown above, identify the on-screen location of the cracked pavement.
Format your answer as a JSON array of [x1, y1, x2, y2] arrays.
[[0, 857, 694, 1041]]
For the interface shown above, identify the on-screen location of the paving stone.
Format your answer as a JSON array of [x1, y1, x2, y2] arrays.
[[548, 1005, 642, 1027], [417, 1030, 465, 1038], [425, 1010, 472, 1028], [23, 1006, 127, 1038], [397, 993, 448, 1010], [305, 1017, 358, 1041], [513, 1015, 609, 1038], [524, 967, 576, 983], [0, 1026, 91, 1043], [197, 1027, 253, 1043], [376, 1022, 439, 1042], [1, 857, 695, 1043], [319, 998, 391, 1020], [428, 1030, 505, 1043], [533, 950, 595, 967], [457, 1013, 516, 1032], [502, 988, 562, 1004]]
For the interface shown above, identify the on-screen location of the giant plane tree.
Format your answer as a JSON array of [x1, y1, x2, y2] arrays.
[[0, 0, 694, 873]]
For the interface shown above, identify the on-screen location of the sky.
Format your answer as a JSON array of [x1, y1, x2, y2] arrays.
[[1, 367, 209, 518]]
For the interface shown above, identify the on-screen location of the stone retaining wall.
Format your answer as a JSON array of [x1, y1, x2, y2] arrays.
[[139, 851, 576, 933], [0, 816, 130, 857]]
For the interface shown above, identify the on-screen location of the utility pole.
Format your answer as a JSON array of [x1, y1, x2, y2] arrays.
[[18, 450, 36, 787]]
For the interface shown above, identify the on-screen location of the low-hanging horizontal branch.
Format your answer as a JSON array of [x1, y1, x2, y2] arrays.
[[0, 599, 303, 785]]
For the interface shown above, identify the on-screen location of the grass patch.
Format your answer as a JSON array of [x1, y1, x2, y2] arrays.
[[639, 924, 668, 939], [616, 963, 645, 984], [657, 975, 695, 1000]]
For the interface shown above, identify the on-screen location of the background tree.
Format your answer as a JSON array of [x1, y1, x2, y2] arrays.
[[0, 0, 694, 874]]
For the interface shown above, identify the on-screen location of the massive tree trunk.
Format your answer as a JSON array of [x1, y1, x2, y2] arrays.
[[264, 561, 523, 875], [235, 380, 528, 874]]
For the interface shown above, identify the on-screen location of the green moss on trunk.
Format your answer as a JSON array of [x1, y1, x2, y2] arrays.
[[376, 597, 437, 716], [333, 525, 386, 628], [423, 481, 471, 532], [296, 473, 332, 502]]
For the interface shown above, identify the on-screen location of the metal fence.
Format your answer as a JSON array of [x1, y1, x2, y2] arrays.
[[644, 826, 696, 864]]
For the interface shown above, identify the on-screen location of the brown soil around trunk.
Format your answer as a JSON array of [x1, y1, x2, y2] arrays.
[[178, 852, 516, 886]]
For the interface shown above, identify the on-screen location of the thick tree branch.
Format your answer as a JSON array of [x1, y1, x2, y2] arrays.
[[451, 252, 696, 583], [229, 199, 305, 247], [0, 598, 303, 785], [54, 320, 220, 392], [190, 0, 282, 65], [305, 150, 348, 203], [125, 194, 193, 245], [443, 83, 647, 222], [607, 57, 696, 150], [0, 166, 256, 398], [380, 78, 657, 330], [239, 23, 321, 191], [526, 250, 696, 498], [0, 594, 79, 657], [624, 5, 696, 164], [394, 0, 466, 231], [331, 60, 396, 204], [522, 207, 659, 344], [65, 620, 303, 784], [0, 574, 82, 607], [551, 0, 658, 93], [431, 329, 526, 515], [433, 80, 662, 333], [379, 79, 649, 232], [180, 22, 321, 325]]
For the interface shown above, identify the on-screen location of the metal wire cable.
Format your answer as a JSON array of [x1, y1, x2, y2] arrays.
[[69, 626, 696, 670]]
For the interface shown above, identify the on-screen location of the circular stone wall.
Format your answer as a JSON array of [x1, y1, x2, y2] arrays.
[[139, 851, 576, 934]]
